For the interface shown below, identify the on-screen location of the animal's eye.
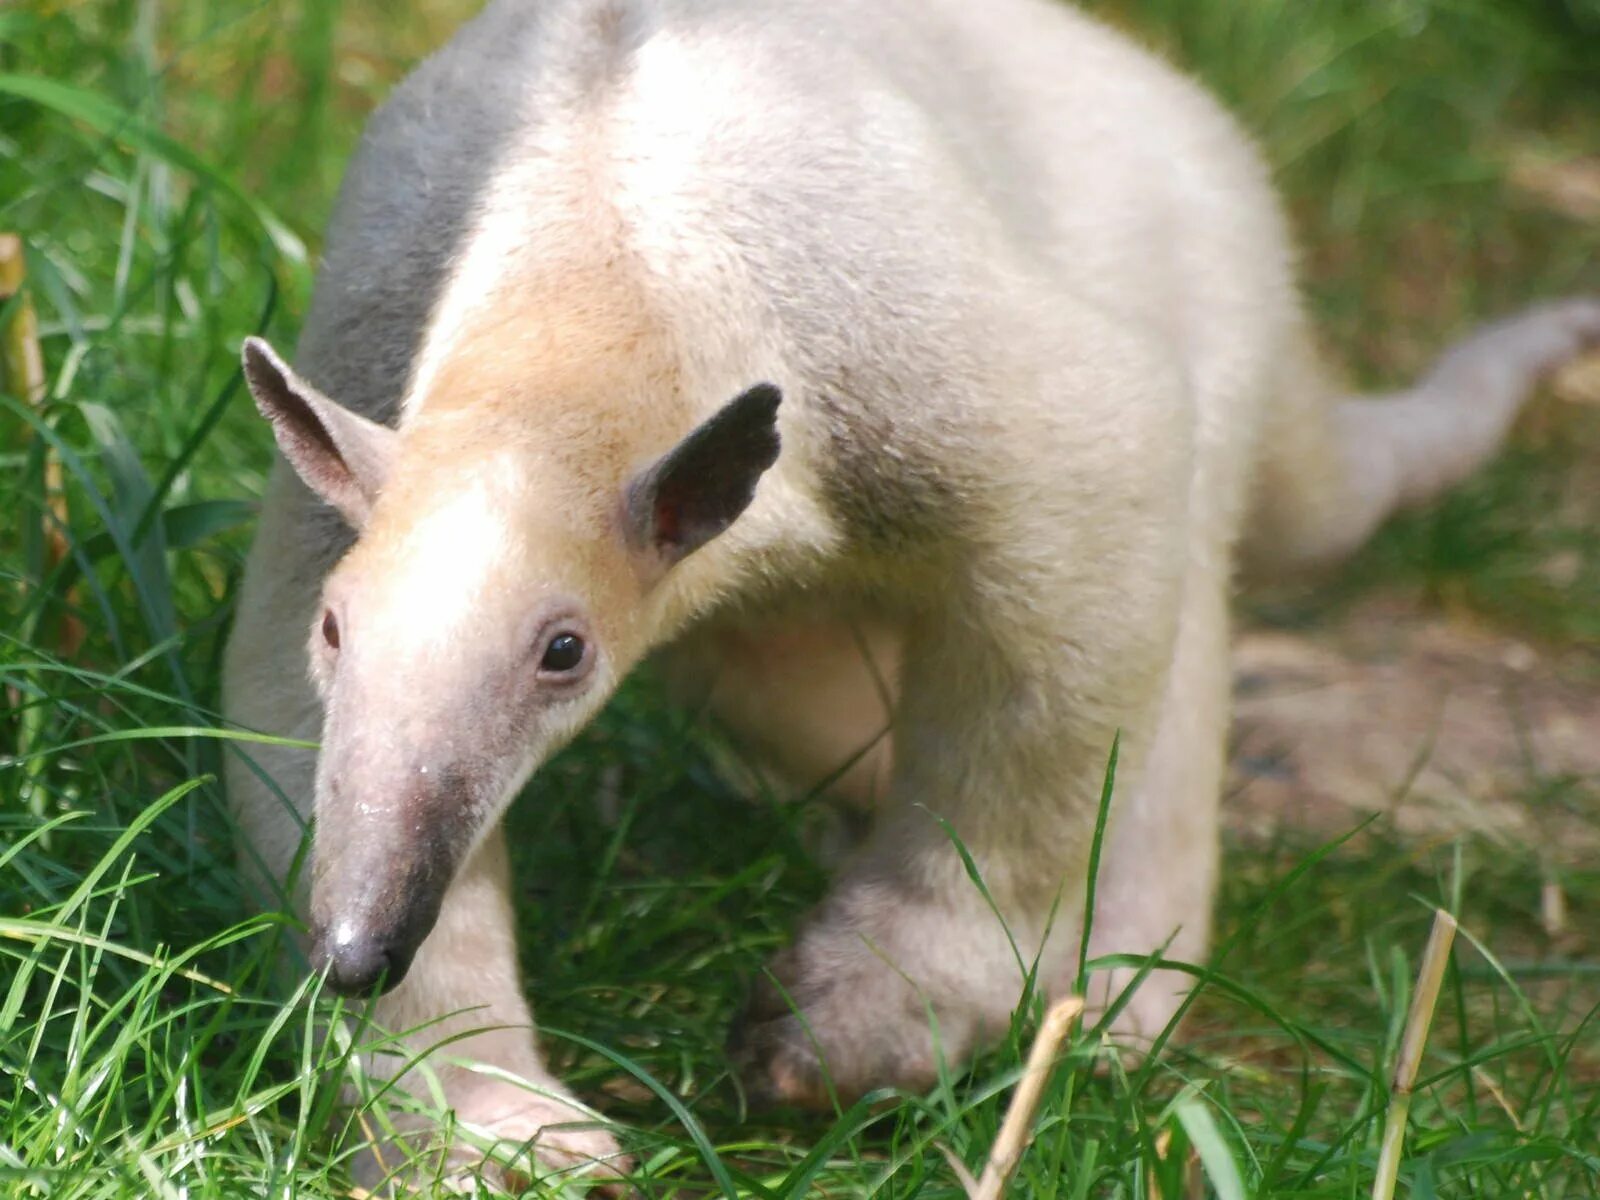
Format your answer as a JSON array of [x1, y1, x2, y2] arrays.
[[321, 609, 341, 650], [540, 632, 585, 674]]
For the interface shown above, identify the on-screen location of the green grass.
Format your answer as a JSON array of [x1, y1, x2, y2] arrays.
[[3, 0, 1599, 1196]]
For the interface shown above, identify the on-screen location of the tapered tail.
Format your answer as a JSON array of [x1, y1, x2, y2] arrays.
[[1243, 297, 1600, 575]]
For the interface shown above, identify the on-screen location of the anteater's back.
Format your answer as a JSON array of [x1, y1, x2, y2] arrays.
[[299, 0, 1295, 487]]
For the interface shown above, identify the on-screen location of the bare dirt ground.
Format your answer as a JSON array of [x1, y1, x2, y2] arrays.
[[1229, 591, 1600, 865]]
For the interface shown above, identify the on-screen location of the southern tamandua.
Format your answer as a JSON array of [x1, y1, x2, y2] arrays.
[[223, 0, 1600, 1186]]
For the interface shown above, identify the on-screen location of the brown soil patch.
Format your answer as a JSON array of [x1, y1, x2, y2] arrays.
[[1229, 592, 1600, 863]]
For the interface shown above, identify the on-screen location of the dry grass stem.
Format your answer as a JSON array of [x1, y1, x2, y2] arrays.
[[944, 995, 1084, 1200], [1540, 879, 1567, 938], [0, 233, 58, 550], [1371, 909, 1458, 1200], [1, 233, 82, 656], [0, 234, 46, 407]]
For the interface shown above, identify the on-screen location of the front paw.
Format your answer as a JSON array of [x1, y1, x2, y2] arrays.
[[352, 1078, 631, 1196], [728, 936, 986, 1109]]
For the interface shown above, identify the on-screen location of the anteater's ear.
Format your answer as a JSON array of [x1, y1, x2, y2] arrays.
[[241, 337, 398, 529], [624, 383, 782, 573]]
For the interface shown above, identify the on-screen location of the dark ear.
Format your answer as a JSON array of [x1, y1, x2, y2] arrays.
[[241, 337, 398, 529], [625, 383, 782, 571]]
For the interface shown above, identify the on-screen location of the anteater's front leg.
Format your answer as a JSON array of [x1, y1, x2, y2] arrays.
[[731, 558, 1184, 1105], [347, 828, 626, 1192]]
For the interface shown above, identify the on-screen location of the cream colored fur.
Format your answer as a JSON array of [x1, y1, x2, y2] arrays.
[[223, 0, 1600, 1187]]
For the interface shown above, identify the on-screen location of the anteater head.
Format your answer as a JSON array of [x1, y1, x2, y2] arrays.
[[240, 336, 781, 996]]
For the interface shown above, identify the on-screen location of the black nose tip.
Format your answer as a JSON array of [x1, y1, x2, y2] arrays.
[[309, 927, 414, 997]]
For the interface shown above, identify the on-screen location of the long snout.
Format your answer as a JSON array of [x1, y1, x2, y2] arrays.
[[308, 854, 449, 996], [303, 596, 537, 998], [310, 919, 423, 997], [307, 775, 469, 997]]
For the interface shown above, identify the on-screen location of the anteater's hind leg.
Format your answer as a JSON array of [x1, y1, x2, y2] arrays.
[[1246, 298, 1600, 573]]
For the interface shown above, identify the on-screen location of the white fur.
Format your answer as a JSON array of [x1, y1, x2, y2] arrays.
[[223, 0, 1600, 1184]]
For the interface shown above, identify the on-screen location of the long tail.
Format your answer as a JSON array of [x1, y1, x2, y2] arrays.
[[1243, 297, 1600, 575]]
